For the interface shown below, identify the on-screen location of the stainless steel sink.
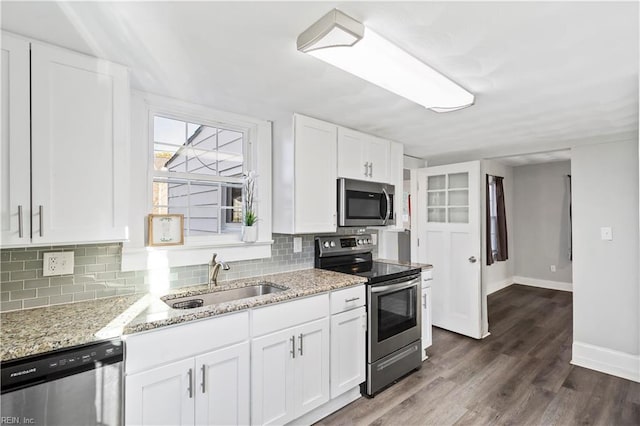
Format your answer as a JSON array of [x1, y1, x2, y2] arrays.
[[164, 283, 286, 309]]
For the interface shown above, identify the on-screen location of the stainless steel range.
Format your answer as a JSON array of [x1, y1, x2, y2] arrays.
[[315, 234, 422, 396]]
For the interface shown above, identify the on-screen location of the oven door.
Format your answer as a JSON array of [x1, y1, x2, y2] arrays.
[[338, 179, 394, 227], [368, 275, 422, 362]]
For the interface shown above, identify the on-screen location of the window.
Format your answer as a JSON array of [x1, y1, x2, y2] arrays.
[[152, 115, 246, 240], [487, 176, 498, 259]]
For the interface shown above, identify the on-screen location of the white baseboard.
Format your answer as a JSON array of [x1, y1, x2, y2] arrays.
[[487, 277, 514, 295], [287, 386, 361, 425], [512, 276, 573, 292], [572, 341, 640, 383]]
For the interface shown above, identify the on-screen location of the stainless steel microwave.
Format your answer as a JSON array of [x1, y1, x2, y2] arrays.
[[338, 178, 394, 227]]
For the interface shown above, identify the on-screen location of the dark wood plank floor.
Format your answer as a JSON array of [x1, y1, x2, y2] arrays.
[[316, 285, 640, 426]]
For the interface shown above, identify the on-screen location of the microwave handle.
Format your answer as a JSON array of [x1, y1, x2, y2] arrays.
[[381, 187, 391, 225]]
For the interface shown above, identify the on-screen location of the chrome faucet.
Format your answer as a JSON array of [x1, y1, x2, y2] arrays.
[[208, 253, 230, 288]]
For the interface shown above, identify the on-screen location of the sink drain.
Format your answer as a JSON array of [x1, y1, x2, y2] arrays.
[[172, 299, 204, 309]]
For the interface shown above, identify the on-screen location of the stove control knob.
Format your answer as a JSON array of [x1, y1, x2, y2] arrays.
[[330, 241, 336, 247], [366, 238, 371, 244], [357, 239, 363, 245], [323, 241, 330, 248]]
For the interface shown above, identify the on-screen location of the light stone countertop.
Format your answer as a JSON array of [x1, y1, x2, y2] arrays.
[[0, 268, 366, 362], [375, 258, 433, 270]]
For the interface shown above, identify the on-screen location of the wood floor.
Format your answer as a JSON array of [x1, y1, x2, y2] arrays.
[[316, 285, 640, 426]]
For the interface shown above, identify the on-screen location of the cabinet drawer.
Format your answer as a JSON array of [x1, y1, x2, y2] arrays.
[[125, 311, 249, 374], [422, 270, 433, 287], [252, 294, 329, 337], [330, 285, 365, 314]]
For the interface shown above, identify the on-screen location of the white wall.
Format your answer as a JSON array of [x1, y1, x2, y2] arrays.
[[571, 139, 639, 382], [513, 161, 573, 285]]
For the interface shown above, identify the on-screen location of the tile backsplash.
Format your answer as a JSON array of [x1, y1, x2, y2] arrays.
[[0, 230, 377, 312]]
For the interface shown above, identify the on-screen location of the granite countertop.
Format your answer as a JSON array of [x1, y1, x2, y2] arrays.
[[0, 268, 366, 362], [375, 258, 433, 270]]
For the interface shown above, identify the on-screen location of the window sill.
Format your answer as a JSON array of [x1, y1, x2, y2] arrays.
[[121, 240, 273, 271]]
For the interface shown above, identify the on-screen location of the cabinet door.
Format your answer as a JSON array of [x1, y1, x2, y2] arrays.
[[330, 307, 366, 398], [293, 114, 337, 233], [422, 286, 433, 358], [251, 329, 296, 426], [30, 43, 129, 244], [125, 358, 195, 426], [294, 317, 330, 417], [195, 341, 250, 426], [367, 137, 390, 183], [337, 127, 368, 180], [1, 34, 30, 246]]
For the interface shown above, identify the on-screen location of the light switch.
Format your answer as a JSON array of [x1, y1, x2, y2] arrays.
[[600, 227, 613, 241], [293, 237, 302, 253]]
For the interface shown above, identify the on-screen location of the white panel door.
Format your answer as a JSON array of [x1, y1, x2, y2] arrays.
[[337, 127, 368, 180], [294, 318, 330, 417], [30, 42, 129, 244], [330, 307, 366, 398], [251, 328, 295, 426], [195, 341, 250, 426], [417, 161, 482, 339], [0, 34, 30, 246], [367, 136, 390, 183], [125, 358, 195, 426], [293, 114, 337, 233]]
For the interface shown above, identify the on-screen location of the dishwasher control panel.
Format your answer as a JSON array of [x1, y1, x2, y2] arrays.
[[1, 339, 123, 394]]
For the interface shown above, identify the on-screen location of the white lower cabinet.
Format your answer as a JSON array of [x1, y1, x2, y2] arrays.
[[330, 307, 366, 398], [422, 270, 433, 360], [251, 317, 330, 425], [126, 358, 195, 426]]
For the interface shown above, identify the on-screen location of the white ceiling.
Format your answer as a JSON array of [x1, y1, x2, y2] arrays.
[[2, 2, 638, 164], [489, 149, 571, 167]]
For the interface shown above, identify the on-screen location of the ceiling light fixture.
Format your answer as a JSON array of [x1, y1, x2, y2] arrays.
[[297, 9, 475, 112]]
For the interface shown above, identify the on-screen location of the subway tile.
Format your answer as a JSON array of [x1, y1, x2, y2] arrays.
[[1, 261, 25, 272], [125, 276, 145, 286], [74, 275, 97, 284], [50, 294, 73, 305], [61, 284, 85, 294], [85, 247, 108, 256], [1, 301, 22, 312], [1, 281, 24, 292], [24, 297, 49, 309], [107, 246, 121, 255], [0, 271, 9, 282], [106, 263, 121, 272], [73, 266, 86, 275], [84, 264, 106, 273], [24, 278, 50, 289], [1, 292, 8, 301], [0, 252, 10, 262], [24, 260, 42, 271], [117, 271, 136, 279], [73, 248, 86, 257], [96, 289, 117, 299], [11, 251, 38, 261], [50, 276, 74, 286], [11, 289, 36, 300], [11, 270, 38, 281], [96, 272, 117, 281], [116, 288, 135, 295], [85, 283, 107, 291], [38, 286, 62, 297], [96, 255, 120, 265], [75, 256, 97, 266], [73, 291, 96, 302]]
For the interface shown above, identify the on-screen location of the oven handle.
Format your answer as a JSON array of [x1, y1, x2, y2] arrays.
[[370, 277, 421, 293]]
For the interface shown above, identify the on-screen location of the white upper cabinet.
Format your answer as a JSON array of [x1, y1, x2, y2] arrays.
[[1, 34, 30, 246], [0, 32, 130, 247], [337, 127, 390, 183], [273, 114, 337, 234]]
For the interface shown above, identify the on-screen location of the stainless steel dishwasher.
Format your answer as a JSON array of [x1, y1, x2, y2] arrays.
[[1, 339, 123, 426]]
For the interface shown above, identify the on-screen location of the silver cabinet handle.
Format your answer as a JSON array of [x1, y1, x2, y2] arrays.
[[18, 205, 23, 238], [364, 162, 370, 177], [369, 162, 373, 177], [201, 364, 206, 393], [290, 335, 296, 358], [468, 256, 477, 263], [187, 368, 193, 398], [39, 205, 44, 237], [298, 333, 304, 356], [422, 293, 427, 308], [345, 297, 360, 303]]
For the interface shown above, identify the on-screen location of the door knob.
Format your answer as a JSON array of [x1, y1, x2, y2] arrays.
[[468, 256, 477, 263]]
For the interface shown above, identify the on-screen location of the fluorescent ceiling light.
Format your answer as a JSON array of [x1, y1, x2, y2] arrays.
[[297, 9, 474, 112]]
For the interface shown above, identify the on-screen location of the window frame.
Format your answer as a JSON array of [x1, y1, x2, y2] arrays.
[[121, 92, 272, 271], [150, 111, 250, 243]]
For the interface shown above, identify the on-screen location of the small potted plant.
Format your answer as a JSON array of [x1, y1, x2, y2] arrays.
[[242, 171, 258, 242]]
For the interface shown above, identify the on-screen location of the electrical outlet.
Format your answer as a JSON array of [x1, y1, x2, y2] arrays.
[[293, 237, 302, 253], [600, 227, 613, 241], [43, 252, 75, 276], [550, 265, 556, 272]]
